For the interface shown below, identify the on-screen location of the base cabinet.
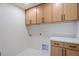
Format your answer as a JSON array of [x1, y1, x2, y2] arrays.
[[51, 40, 79, 56], [51, 46, 63, 56], [65, 49, 79, 56]]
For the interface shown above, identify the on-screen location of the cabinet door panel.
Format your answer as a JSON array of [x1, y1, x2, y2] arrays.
[[64, 3, 77, 20], [51, 46, 63, 56], [30, 7, 37, 24], [37, 5, 43, 24], [43, 3, 52, 23], [65, 49, 79, 56], [25, 9, 31, 25], [52, 3, 64, 22], [77, 4, 79, 19]]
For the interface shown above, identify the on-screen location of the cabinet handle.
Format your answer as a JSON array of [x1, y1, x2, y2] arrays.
[[61, 14, 63, 21], [54, 43, 59, 45], [42, 17, 44, 23], [69, 45, 77, 48], [63, 14, 65, 21], [30, 19, 32, 24]]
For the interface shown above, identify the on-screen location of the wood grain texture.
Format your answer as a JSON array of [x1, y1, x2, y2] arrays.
[[64, 42, 79, 51], [51, 40, 79, 56], [30, 7, 37, 24], [25, 9, 31, 25], [51, 41, 63, 47], [52, 3, 64, 22], [36, 4, 43, 24], [51, 46, 63, 56], [64, 3, 77, 20], [43, 3, 52, 23], [65, 49, 79, 56]]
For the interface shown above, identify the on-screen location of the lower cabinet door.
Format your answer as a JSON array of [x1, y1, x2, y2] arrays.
[[65, 49, 79, 56], [51, 46, 63, 56]]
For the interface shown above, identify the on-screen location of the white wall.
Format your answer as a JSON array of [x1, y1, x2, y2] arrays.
[[76, 21, 79, 37], [0, 4, 29, 56], [29, 21, 77, 50]]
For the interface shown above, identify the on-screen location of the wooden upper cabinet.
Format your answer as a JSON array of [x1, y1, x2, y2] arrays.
[[52, 3, 64, 22], [77, 4, 79, 19], [25, 9, 31, 25], [43, 3, 52, 23], [64, 3, 78, 21], [30, 7, 37, 24], [25, 3, 79, 26], [25, 7, 37, 25], [37, 5, 43, 24]]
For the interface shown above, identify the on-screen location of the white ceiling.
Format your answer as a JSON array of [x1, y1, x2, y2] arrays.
[[12, 3, 41, 10]]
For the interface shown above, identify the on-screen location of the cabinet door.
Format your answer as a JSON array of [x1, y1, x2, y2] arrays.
[[25, 9, 31, 25], [65, 49, 79, 56], [77, 4, 79, 19], [51, 46, 63, 56], [43, 3, 52, 23], [52, 3, 64, 22], [37, 5, 43, 24], [64, 3, 77, 21], [30, 7, 37, 24]]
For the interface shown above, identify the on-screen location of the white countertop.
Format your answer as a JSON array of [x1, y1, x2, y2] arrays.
[[50, 37, 79, 44]]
